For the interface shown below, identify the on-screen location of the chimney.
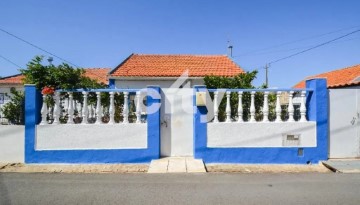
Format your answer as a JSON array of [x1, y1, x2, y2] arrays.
[[47, 56, 53, 65], [227, 41, 233, 58]]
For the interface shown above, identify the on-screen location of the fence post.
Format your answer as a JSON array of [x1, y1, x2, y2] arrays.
[[306, 78, 328, 161], [147, 86, 161, 160], [193, 85, 207, 159], [24, 84, 41, 163]]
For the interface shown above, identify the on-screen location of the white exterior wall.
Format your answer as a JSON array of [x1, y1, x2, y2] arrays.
[[0, 125, 24, 163], [207, 122, 316, 147], [36, 124, 147, 150], [329, 87, 360, 158]]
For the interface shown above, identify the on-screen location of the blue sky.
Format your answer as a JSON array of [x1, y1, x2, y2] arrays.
[[0, 0, 359, 87]]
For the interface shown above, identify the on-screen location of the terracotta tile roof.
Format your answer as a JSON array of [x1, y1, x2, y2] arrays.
[[293, 64, 360, 88], [110, 54, 244, 77], [0, 74, 24, 85], [0, 68, 110, 85], [83, 68, 110, 84]]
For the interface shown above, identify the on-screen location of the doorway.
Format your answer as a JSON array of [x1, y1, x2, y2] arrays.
[[160, 88, 194, 157]]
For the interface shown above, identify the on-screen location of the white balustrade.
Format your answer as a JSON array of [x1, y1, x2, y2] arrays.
[[38, 90, 147, 125], [237, 91, 243, 123], [275, 91, 282, 122], [287, 91, 295, 122], [225, 91, 231, 122], [300, 91, 307, 122], [262, 91, 269, 122], [207, 89, 310, 124], [40, 94, 48, 125], [135, 91, 141, 123], [53, 92, 60, 124], [81, 92, 88, 124], [95, 92, 102, 124], [213, 91, 219, 123], [108, 92, 115, 124], [67, 92, 74, 124], [123, 92, 129, 124], [249, 91, 256, 122]]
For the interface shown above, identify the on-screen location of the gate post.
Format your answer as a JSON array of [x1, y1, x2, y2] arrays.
[[193, 85, 207, 159], [24, 84, 41, 163], [306, 78, 328, 161]]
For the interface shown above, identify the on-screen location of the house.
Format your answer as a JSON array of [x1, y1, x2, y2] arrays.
[[108, 54, 244, 89], [294, 64, 360, 158], [0, 74, 24, 105], [0, 68, 110, 120]]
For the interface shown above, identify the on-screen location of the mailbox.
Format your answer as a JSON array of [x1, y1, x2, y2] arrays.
[[196, 92, 206, 106]]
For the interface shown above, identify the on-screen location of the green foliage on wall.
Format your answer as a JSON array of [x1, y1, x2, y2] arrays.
[[0, 88, 24, 125]]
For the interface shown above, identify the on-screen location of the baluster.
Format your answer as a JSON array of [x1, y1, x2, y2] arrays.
[[123, 92, 129, 123], [67, 92, 74, 124], [249, 91, 256, 122], [299, 91, 307, 122], [78, 103, 82, 119], [109, 92, 115, 124], [48, 106, 53, 123], [225, 91, 231, 122], [40, 94, 48, 125], [262, 91, 269, 122], [81, 92, 88, 124], [53, 92, 60, 124], [95, 92, 102, 124], [288, 91, 295, 122], [237, 91, 243, 122], [91, 104, 95, 119], [64, 98, 69, 113], [135, 91, 141, 123], [213, 91, 219, 123], [275, 91, 282, 122], [73, 100, 78, 115]]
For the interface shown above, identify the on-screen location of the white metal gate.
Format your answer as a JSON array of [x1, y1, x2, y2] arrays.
[[160, 88, 194, 157], [329, 88, 360, 158]]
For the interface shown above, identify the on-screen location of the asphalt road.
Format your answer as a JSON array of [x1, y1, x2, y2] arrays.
[[0, 173, 359, 205]]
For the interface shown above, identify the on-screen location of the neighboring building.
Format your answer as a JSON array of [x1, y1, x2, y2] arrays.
[[109, 54, 244, 89], [0, 74, 25, 121], [294, 64, 360, 158], [83, 68, 111, 85], [0, 68, 110, 120]]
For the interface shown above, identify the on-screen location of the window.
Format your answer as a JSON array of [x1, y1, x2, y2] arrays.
[[0, 93, 4, 104]]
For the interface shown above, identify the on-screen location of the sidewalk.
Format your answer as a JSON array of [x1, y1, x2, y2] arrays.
[[0, 162, 331, 174], [206, 163, 330, 173], [0, 163, 148, 173]]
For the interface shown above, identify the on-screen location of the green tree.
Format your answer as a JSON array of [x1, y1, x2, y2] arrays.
[[0, 88, 24, 124], [2, 56, 109, 124], [21, 56, 105, 90]]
